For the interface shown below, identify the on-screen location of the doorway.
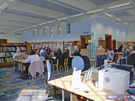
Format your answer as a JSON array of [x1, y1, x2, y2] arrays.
[[105, 34, 112, 50], [80, 35, 91, 49]]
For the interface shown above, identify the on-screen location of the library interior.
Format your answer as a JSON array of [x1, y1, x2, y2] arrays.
[[0, 0, 135, 101]]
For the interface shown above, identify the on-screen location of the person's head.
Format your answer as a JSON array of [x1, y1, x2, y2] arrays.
[[17, 48, 21, 52], [133, 45, 135, 51], [30, 50, 35, 55], [105, 49, 109, 55], [114, 49, 118, 53], [124, 48, 127, 51]]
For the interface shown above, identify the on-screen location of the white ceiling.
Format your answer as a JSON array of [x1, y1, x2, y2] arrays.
[[0, 0, 135, 32]]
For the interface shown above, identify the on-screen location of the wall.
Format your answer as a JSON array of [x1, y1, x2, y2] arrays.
[[24, 17, 129, 47], [24, 20, 91, 42], [0, 29, 24, 43], [95, 17, 127, 46], [127, 27, 135, 42]]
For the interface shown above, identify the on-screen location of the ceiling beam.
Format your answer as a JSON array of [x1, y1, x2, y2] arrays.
[[8, 0, 68, 18], [0, 12, 47, 24], [0, 19, 35, 27], [58, 0, 97, 11]]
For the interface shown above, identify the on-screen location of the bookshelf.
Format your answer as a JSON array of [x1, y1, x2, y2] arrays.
[[0, 43, 31, 68]]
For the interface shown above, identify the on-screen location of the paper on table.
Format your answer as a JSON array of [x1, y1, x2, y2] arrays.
[[130, 83, 135, 87], [131, 95, 135, 100], [71, 67, 81, 91]]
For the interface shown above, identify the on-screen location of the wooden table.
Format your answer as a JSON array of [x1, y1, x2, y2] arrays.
[[14, 59, 47, 73], [48, 73, 119, 101]]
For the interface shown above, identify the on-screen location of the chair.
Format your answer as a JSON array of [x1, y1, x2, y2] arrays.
[[72, 56, 84, 71], [53, 58, 64, 74], [81, 55, 91, 70], [44, 60, 55, 100], [28, 61, 44, 79], [68, 57, 73, 69]]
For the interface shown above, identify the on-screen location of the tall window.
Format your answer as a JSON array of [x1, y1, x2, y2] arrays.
[[38, 29, 40, 38], [32, 30, 35, 38], [44, 28, 46, 37], [67, 23, 70, 35], [58, 25, 61, 36], [50, 26, 53, 36]]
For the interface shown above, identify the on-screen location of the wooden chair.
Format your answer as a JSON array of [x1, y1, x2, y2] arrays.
[[53, 58, 64, 74], [64, 58, 69, 72]]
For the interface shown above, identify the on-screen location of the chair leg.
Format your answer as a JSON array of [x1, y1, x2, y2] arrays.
[[53, 65, 55, 73], [56, 65, 59, 74], [64, 65, 66, 72]]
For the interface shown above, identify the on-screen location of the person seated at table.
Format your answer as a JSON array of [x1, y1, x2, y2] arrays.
[[102, 49, 112, 63], [39, 48, 47, 59], [63, 49, 69, 58], [73, 48, 81, 56], [132, 45, 135, 54], [13, 48, 28, 71], [130, 45, 135, 68], [57, 48, 61, 54], [24, 50, 41, 74]]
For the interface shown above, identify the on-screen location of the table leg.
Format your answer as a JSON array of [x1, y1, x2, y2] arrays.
[[53, 86, 56, 98], [62, 90, 65, 101], [70, 93, 72, 101]]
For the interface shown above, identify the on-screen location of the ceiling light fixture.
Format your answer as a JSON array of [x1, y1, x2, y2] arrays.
[[123, 22, 128, 24], [47, 20, 55, 23], [129, 25, 133, 27], [109, 2, 131, 9], [105, 13, 113, 17], [38, 23, 46, 25], [31, 25, 38, 27], [116, 18, 122, 21], [129, 10, 135, 15], [70, 13, 84, 17], [0, 2, 9, 10], [87, 9, 104, 14], [57, 17, 68, 21]]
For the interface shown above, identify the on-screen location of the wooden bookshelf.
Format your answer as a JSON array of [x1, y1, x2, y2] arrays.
[[0, 43, 31, 68]]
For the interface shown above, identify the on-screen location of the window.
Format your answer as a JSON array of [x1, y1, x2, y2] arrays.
[[67, 23, 70, 35], [50, 26, 53, 36], [38, 29, 40, 38], [44, 28, 46, 37], [58, 25, 61, 36], [32, 30, 35, 38]]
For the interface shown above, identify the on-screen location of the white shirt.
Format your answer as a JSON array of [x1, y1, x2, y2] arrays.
[[25, 54, 41, 64], [133, 51, 135, 54], [40, 49, 44, 53]]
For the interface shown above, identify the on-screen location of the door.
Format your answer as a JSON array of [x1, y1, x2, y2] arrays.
[[105, 34, 112, 50], [80, 35, 91, 49]]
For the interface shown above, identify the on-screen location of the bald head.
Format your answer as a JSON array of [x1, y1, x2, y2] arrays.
[[17, 48, 21, 52]]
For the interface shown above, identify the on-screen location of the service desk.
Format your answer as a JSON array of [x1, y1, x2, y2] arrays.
[[48, 73, 120, 101]]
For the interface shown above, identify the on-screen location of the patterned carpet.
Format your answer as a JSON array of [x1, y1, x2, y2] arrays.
[[0, 61, 95, 101]]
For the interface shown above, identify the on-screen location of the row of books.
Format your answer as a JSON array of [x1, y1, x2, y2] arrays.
[[17, 47, 26, 50], [0, 58, 4, 63], [5, 58, 13, 62], [0, 52, 5, 57], [0, 52, 15, 57], [0, 47, 16, 51]]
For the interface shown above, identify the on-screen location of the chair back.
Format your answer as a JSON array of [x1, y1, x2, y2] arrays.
[[29, 61, 44, 78], [72, 56, 84, 71], [46, 60, 51, 81], [81, 55, 91, 70], [58, 58, 64, 65]]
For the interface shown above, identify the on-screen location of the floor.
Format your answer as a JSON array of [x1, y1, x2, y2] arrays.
[[0, 61, 95, 101]]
